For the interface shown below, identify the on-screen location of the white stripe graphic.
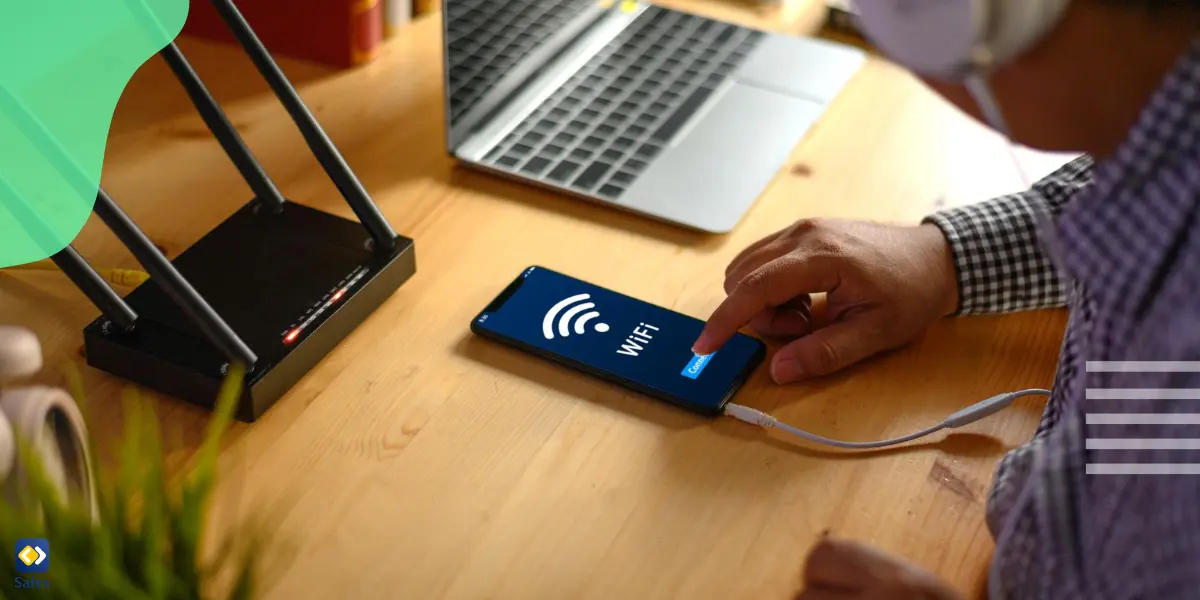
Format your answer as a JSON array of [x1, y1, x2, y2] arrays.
[[1086, 438, 1200, 450], [1087, 463, 1200, 475], [1086, 388, 1200, 399], [1086, 413, 1200, 425], [1087, 361, 1200, 372]]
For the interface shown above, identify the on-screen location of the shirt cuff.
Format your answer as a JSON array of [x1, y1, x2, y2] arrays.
[[922, 197, 1069, 316]]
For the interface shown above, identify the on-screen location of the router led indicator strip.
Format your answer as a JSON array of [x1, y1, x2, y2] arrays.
[[284, 266, 369, 345]]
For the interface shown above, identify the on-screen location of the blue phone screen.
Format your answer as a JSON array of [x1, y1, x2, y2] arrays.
[[473, 266, 764, 413]]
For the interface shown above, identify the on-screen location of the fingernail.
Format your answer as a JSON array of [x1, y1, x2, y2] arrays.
[[691, 333, 711, 355], [771, 355, 803, 384]]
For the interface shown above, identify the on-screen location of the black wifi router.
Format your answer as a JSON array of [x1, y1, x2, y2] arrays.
[[2, 0, 414, 422]]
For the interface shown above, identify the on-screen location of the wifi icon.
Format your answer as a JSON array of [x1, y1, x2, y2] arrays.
[[543, 293, 610, 340]]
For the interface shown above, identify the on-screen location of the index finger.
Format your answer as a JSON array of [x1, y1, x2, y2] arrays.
[[692, 256, 836, 355]]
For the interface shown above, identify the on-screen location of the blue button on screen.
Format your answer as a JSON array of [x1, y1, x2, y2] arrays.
[[681, 352, 715, 379]]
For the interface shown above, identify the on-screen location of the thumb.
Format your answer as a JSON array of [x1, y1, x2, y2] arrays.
[[769, 319, 884, 384]]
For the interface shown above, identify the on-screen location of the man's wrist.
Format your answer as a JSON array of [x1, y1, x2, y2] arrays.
[[916, 222, 961, 317]]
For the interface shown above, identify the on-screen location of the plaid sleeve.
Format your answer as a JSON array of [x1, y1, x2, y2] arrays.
[[923, 155, 1095, 315]]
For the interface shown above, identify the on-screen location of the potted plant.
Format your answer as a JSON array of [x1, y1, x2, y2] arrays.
[[0, 325, 265, 599]]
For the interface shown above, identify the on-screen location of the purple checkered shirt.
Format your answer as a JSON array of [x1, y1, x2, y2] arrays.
[[925, 39, 1200, 599]]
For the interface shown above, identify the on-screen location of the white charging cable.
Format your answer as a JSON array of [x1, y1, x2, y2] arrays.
[[724, 388, 1051, 449]]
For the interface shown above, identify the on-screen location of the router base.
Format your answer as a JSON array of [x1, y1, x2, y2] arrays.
[[83, 200, 416, 422]]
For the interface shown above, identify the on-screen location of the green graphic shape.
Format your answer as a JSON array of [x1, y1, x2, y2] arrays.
[[0, 0, 188, 268]]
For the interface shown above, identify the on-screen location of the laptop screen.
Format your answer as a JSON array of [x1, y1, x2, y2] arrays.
[[443, 0, 599, 151]]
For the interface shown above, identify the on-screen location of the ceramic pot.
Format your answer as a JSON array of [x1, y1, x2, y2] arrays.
[[0, 326, 96, 518]]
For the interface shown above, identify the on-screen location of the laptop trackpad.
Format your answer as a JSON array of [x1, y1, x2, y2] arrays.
[[618, 81, 823, 233], [735, 35, 865, 104]]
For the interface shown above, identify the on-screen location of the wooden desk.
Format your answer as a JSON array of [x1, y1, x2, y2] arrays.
[[1, 7, 1071, 599]]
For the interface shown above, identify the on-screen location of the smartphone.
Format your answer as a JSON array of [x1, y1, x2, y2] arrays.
[[470, 266, 766, 416]]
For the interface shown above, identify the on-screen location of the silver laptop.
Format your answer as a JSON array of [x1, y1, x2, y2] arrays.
[[442, 0, 866, 233]]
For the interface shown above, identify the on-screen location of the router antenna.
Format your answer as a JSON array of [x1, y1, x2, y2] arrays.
[[0, 78, 257, 367], [92, 188, 258, 367], [0, 173, 138, 331], [159, 42, 287, 214], [0, 85, 94, 206], [207, 0, 398, 251], [119, 0, 286, 214], [50, 247, 140, 332]]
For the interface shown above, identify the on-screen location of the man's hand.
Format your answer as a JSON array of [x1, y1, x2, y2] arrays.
[[692, 219, 959, 384], [795, 536, 965, 600]]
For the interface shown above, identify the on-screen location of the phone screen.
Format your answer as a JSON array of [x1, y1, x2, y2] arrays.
[[471, 266, 765, 415]]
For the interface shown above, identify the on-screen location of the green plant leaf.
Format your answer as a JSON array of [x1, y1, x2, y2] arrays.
[[134, 390, 169, 598], [0, 361, 265, 599]]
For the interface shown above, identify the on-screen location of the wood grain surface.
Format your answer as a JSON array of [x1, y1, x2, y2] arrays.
[[0, 3, 1071, 598]]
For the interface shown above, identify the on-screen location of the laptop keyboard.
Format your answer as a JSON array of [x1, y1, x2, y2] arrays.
[[481, 6, 765, 200], [446, 0, 594, 123]]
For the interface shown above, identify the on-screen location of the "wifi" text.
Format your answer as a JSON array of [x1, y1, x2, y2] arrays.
[[617, 323, 659, 356]]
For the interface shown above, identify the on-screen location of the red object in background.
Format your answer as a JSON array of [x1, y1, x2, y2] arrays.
[[182, 0, 384, 68]]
